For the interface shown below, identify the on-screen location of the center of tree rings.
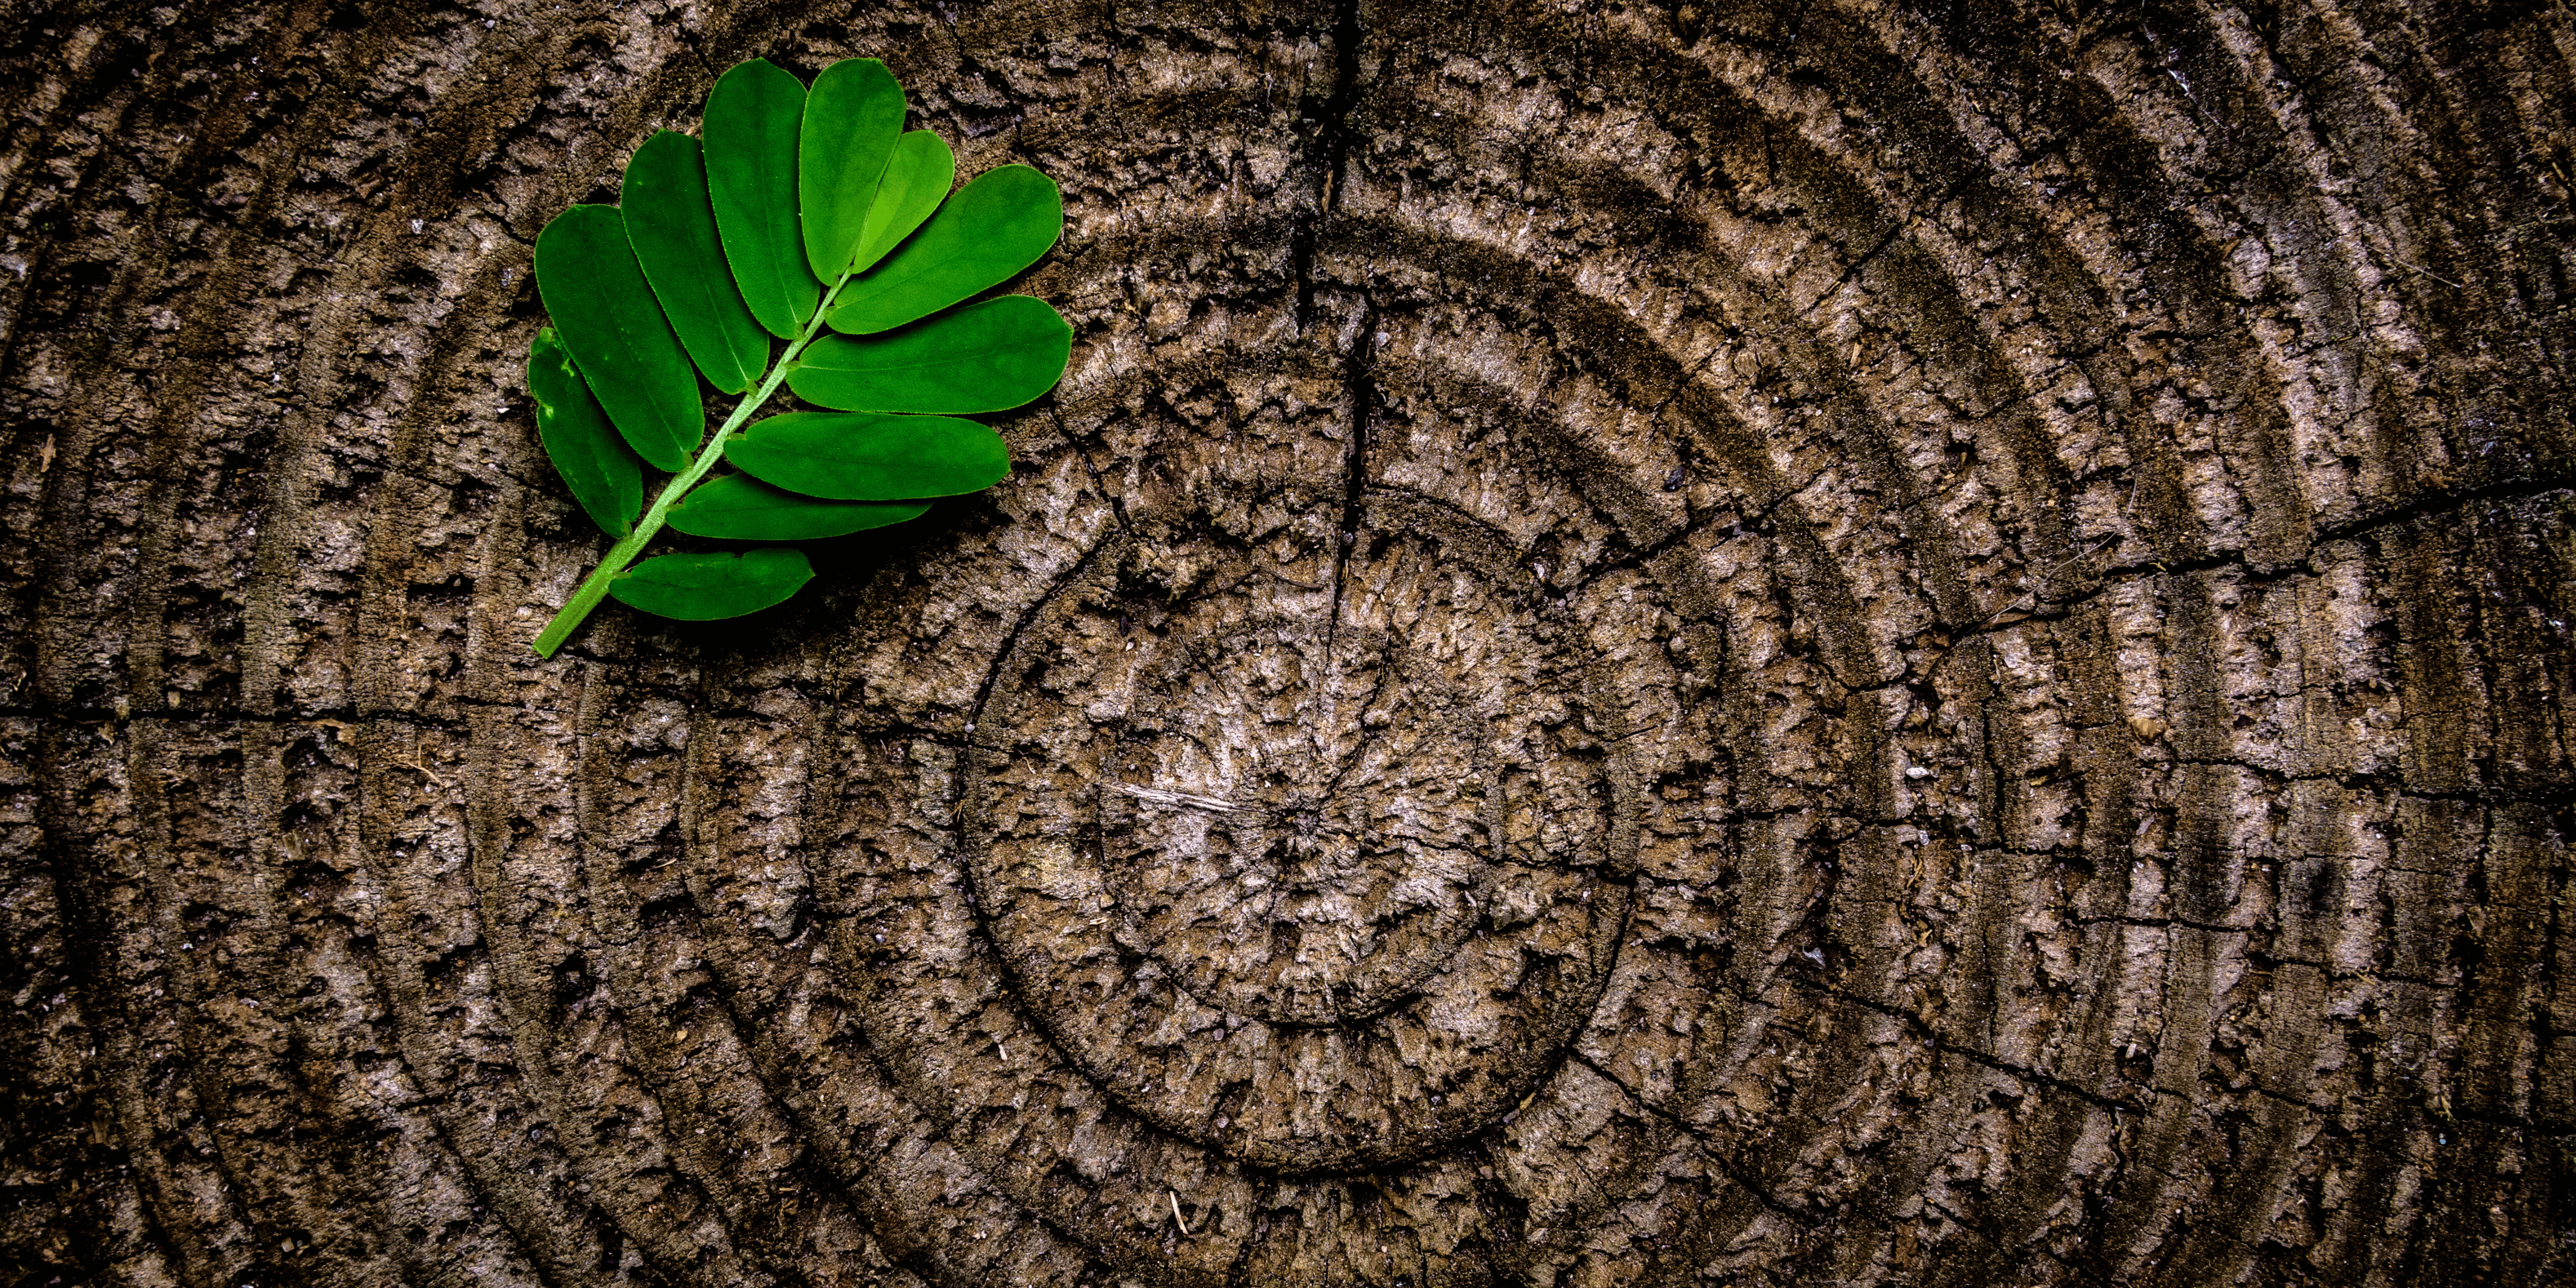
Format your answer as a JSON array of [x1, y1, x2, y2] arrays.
[[963, 500, 1638, 1172]]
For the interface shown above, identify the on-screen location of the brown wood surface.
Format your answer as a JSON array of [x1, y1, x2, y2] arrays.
[[3, 1, 2573, 1284]]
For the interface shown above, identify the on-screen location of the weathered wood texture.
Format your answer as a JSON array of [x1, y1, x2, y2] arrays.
[[4, 0, 2573, 1284]]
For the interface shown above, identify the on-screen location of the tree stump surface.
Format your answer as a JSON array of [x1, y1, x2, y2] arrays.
[[3, 1, 2572, 1284]]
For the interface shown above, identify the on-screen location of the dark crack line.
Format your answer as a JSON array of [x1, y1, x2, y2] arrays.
[[1050, 405, 1137, 538], [1559, 464, 1838, 598], [1289, 0, 1366, 333], [961, 535, 1120, 737], [1310, 0, 1374, 662], [2312, 473, 2576, 547], [1879, 478, 2576, 685], [1797, 168, 1981, 317], [1563, 1049, 1809, 1220], [1323, 309, 1378, 659], [0, 699, 522, 731], [1781, 970, 2148, 1115]]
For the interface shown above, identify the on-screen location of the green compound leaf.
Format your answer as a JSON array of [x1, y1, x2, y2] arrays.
[[534, 204, 702, 472], [527, 57, 1076, 652], [799, 58, 905, 281], [667, 472, 932, 540], [789, 295, 1071, 414], [705, 58, 822, 339], [727, 411, 1009, 500], [527, 328, 643, 536], [846, 130, 955, 278], [609, 547, 815, 620], [624, 130, 770, 394], [829, 165, 1062, 335]]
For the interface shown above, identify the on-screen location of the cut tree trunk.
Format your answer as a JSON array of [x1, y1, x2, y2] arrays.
[[2, 1, 2571, 1285]]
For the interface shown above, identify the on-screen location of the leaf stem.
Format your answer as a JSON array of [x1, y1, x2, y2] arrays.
[[532, 280, 853, 658]]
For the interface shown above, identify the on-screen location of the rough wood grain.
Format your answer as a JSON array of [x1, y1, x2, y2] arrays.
[[2, 1, 2571, 1284]]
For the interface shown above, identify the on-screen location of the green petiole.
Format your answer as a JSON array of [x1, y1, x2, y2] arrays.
[[531, 274, 854, 658]]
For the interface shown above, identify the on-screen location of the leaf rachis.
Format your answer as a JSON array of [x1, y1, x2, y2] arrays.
[[531, 266, 860, 658]]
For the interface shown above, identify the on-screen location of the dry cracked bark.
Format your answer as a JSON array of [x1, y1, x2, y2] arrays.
[[2, 0, 2572, 1284]]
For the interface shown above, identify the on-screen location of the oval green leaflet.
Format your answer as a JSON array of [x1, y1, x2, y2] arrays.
[[522, 57, 1070, 657], [526, 328, 641, 536], [827, 164, 1062, 335], [667, 473, 931, 540], [623, 130, 768, 394], [726, 412, 1009, 500], [610, 548, 815, 620]]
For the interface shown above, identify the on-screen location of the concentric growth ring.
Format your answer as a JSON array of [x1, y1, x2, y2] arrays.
[[4, 2, 2566, 1287], [956, 486, 1639, 1173]]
